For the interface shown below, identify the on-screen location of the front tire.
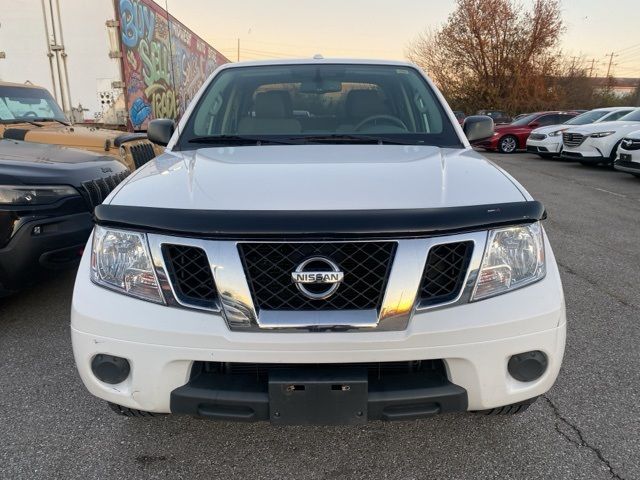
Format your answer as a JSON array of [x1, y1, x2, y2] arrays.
[[498, 135, 518, 154], [472, 396, 538, 415]]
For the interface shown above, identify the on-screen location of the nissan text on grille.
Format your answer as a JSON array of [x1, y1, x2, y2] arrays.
[[71, 58, 566, 424]]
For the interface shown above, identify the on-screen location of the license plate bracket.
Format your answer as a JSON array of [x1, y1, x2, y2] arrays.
[[269, 368, 368, 425]]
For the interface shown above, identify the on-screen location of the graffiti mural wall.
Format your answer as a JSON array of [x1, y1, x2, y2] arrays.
[[117, 0, 229, 130]]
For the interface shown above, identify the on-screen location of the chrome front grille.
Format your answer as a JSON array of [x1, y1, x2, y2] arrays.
[[562, 132, 585, 148], [80, 170, 129, 210], [238, 242, 396, 311], [146, 231, 487, 332]]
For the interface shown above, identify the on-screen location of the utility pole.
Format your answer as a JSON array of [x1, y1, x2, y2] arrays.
[[588, 58, 596, 77], [605, 52, 617, 78], [237, 38, 240, 62]]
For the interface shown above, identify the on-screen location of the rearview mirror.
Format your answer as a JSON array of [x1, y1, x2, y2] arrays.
[[147, 119, 176, 146], [463, 115, 494, 142]]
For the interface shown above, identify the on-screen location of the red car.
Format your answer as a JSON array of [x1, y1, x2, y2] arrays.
[[475, 111, 578, 153]]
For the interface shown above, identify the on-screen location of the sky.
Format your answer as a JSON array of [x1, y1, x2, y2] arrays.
[[160, 0, 640, 78]]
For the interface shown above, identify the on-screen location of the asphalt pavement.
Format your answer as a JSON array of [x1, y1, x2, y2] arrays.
[[1, 152, 639, 480]]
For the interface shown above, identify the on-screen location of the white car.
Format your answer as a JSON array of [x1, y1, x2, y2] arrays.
[[561, 108, 640, 165], [526, 107, 635, 159], [614, 130, 640, 178], [71, 58, 566, 424]]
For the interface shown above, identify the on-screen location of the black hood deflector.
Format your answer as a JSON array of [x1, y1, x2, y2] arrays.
[[94, 201, 546, 239]]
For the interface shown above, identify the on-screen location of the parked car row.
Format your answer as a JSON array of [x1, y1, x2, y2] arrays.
[[0, 81, 160, 295], [472, 106, 640, 179]]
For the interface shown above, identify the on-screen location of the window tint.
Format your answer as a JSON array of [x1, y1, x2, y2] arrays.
[[565, 110, 608, 125], [619, 109, 640, 122], [179, 64, 462, 148], [535, 115, 558, 127], [604, 110, 633, 121]]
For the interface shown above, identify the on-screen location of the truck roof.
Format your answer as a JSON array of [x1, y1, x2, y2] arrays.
[[218, 57, 416, 70], [0, 81, 46, 90]]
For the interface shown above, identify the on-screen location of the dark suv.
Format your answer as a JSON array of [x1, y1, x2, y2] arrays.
[[0, 139, 129, 294]]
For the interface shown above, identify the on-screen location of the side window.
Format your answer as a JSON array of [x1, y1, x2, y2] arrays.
[[604, 110, 630, 121], [535, 114, 558, 127], [559, 114, 575, 123]]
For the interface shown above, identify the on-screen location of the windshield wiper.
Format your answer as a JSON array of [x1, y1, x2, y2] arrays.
[[2, 119, 44, 127], [295, 134, 409, 145], [30, 117, 71, 126], [188, 135, 301, 146]]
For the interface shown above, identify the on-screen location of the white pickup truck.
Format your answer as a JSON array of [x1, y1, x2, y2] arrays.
[[71, 58, 566, 424]]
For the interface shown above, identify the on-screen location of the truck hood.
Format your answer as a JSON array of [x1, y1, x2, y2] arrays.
[[0, 139, 128, 186], [1, 122, 129, 151], [565, 120, 640, 135], [110, 145, 527, 211]]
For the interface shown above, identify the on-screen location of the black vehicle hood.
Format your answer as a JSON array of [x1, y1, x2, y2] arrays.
[[0, 139, 128, 186]]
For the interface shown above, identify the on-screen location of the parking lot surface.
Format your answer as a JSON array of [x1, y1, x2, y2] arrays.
[[1, 152, 639, 480]]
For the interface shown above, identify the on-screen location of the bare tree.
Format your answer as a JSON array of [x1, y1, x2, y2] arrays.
[[406, 0, 565, 114]]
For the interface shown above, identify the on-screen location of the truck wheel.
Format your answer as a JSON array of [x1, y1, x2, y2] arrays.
[[498, 135, 518, 153], [108, 402, 164, 418], [472, 396, 538, 415]]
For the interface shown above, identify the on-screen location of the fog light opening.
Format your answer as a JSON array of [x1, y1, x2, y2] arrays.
[[91, 354, 131, 385], [508, 350, 548, 382]]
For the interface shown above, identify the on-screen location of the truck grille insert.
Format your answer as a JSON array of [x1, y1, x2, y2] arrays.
[[80, 171, 129, 210], [129, 143, 156, 168], [238, 242, 396, 311], [562, 132, 586, 148], [163, 245, 218, 309], [419, 242, 473, 306]]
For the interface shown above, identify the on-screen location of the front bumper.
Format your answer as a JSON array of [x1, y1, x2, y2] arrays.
[[561, 137, 616, 163], [526, 138, 562, 155], [473, 135, 499, 150], [0, 212, 92, 291], [71, 235, 566, 418], [614, 158, 640, 175]]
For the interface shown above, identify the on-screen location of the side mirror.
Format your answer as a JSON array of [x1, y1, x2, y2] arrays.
[[147, 119, 176, 146], [529, 122, 540, 128], [463, 115, 494, 142]]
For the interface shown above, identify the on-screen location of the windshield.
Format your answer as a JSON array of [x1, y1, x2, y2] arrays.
[[0, 85, 67, 123], [618, 109, 640, 122], [178, 64, 461, 148], [564, 110, 608, 125], [509, 113, 539, 126]]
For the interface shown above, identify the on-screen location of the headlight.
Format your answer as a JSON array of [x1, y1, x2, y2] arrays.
[[548, 129, 567, 137], [589, 131, 615, 138], [0, 185, 78, 205], [472, 222, 545, 301], [91, 226, 164, 303]]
